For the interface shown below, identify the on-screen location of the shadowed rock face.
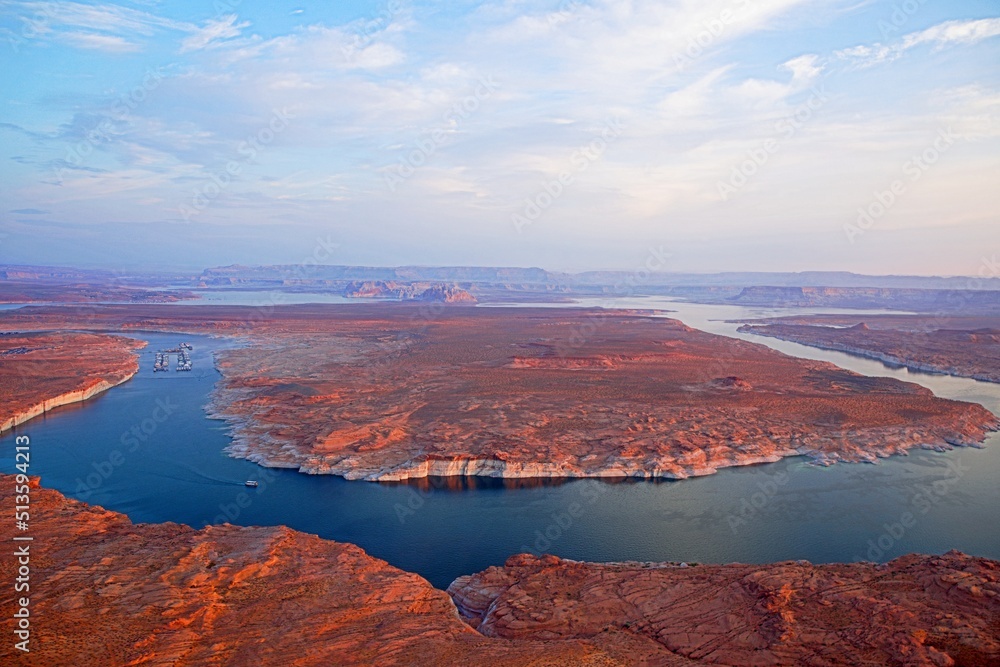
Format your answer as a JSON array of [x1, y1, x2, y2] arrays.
[[449, 553, 1000, 666], [0, 332, 143, 433], [738, 315, 1000, 384], [2, 478, 998, 666]]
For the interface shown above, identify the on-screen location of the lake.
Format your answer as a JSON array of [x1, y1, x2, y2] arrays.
[[2, 300, 999, 589]]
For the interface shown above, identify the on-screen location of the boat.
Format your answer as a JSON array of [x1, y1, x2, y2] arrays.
[[245, 480, 259, 487]]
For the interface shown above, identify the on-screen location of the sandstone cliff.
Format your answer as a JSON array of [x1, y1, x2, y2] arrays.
[[0, 333, 143, 434]]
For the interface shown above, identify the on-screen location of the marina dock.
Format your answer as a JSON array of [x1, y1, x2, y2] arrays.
[[152, 342, 193, 372]]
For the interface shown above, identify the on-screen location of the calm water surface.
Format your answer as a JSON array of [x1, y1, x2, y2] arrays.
[[2, 301, 999, 589]]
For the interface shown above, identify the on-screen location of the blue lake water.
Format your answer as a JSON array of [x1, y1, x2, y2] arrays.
[[176, 289, 354, 306], [2, 301, 999, 589]]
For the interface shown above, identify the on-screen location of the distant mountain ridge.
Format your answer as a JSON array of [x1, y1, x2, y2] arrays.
[[194, 265, 1000, 290], [3, 263, 996, 291]]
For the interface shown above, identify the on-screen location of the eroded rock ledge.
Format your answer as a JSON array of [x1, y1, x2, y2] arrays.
[[449, 552, 1000, 666], [0, 332, 143, 434]]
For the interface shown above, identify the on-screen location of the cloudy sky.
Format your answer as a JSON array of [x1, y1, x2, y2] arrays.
[[0, 0, 998, 274]]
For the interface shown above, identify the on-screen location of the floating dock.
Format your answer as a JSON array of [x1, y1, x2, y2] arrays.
[[152, 343, 193, 372]]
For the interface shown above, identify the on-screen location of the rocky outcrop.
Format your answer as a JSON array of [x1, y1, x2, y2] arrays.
[[0, 333, 143, 434], [3, 477, 998, 666], [726, 286, 1000, 313], [415, 284, 478, 303], [343, 281, 477, 303], [738, 317, 1000, 383], [448, 552, 1000, 666], [0, 476, 658, 666]]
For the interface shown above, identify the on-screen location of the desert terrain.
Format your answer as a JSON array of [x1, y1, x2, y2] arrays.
[[0, 304, 996, 481], [2, 302, 999, 665], [738, 315, 1000, 383], [1, 476, 998, 666], [0, 332, 144, 434]]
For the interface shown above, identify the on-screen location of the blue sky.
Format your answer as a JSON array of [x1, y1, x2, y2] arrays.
[[0, 0, 998, 274]]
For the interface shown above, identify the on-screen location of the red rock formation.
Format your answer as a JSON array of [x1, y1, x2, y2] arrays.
[[343, 280, 478, 303], [2, 477, 998, 666], [449, 552, 1000, 666], [0, 477, 657, 666], [0, 280, 193, 303], [0, 332, 143, 433], [2, 304, 995, 481], [738, 315, 1000, 383], [202, 309, 996, 480]]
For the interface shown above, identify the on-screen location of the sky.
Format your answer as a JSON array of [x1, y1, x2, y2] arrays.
[[0, 0, 998, 275]]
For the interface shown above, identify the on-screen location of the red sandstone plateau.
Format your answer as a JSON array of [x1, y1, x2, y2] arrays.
[[0, 304, 996, 481], [201, 309, 998, 480], [2, 477, 999, 666], [0, 332, 143, 434], [738, 315, 1000, 384], [450, 552, 1000, 666]]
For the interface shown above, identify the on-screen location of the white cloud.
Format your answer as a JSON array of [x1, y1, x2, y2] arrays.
[[781, 54, 822, 86], [902, 17, 1000, 50], [14, 1, 191, 35], [180, 14, 250, 53], [57, 31, 140, 52], [836, 17, 1000, 68]]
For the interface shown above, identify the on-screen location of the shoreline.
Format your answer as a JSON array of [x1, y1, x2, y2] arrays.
[[740, 328, 1000, 384], [0, 372, 138, 434], [3, 474, 998, 666], [0, 333, 145, 435]]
